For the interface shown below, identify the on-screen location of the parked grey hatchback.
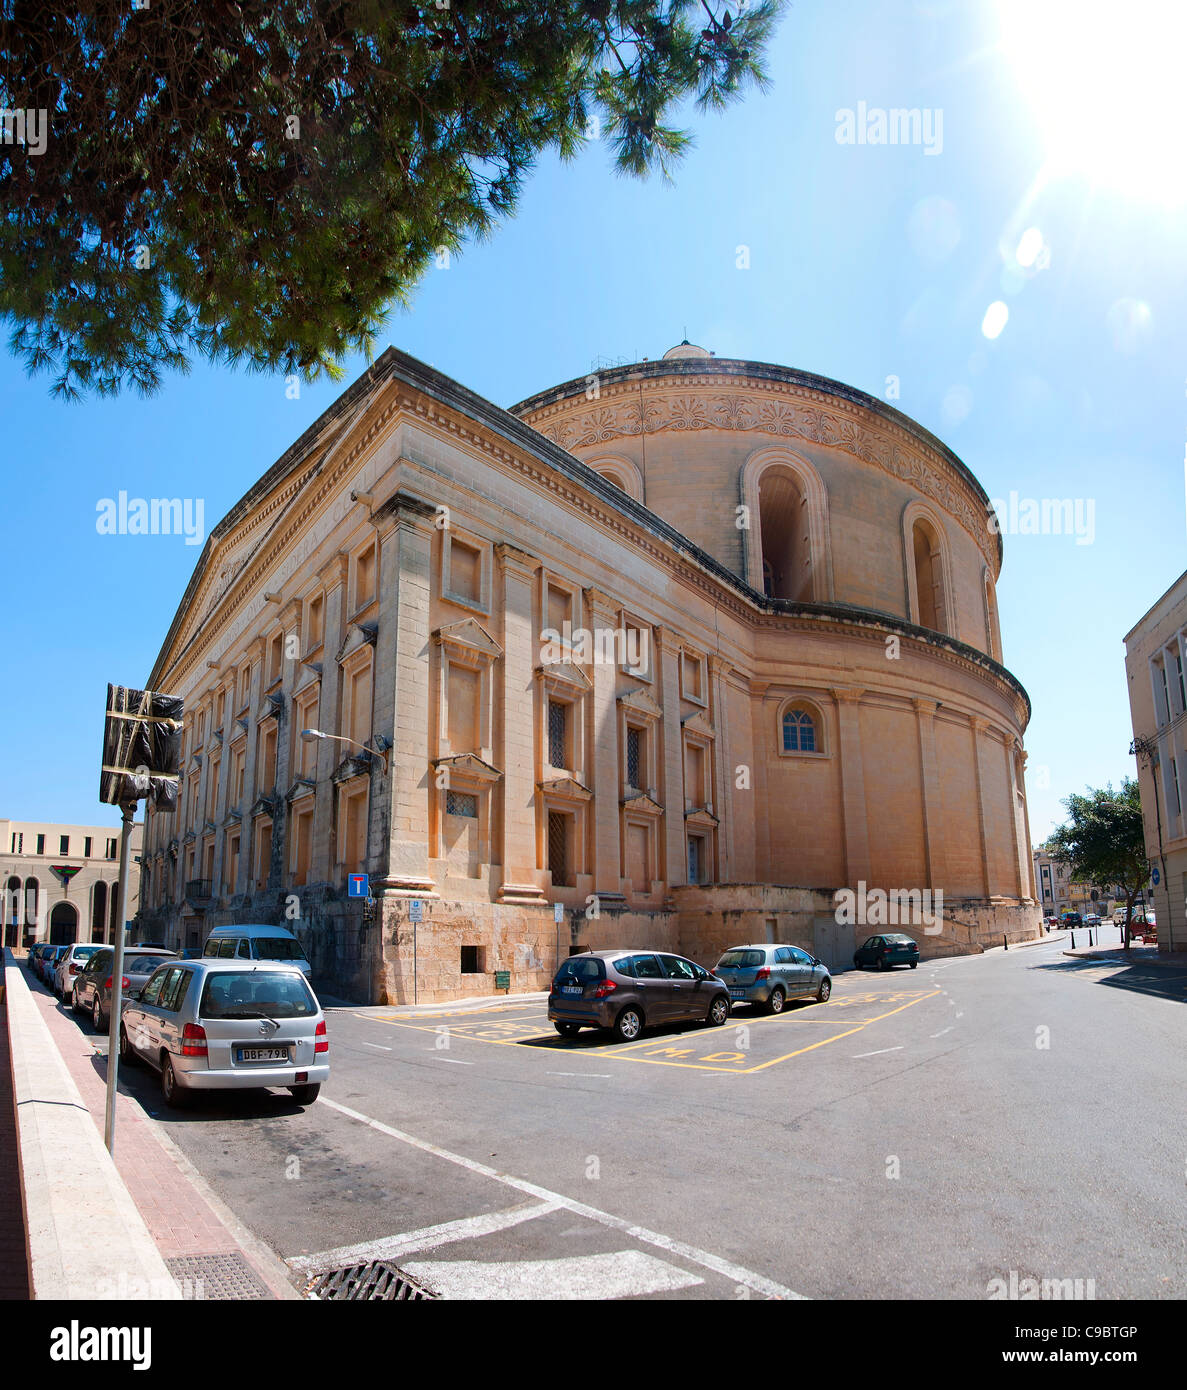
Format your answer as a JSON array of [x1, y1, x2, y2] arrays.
[[73, 945, 177, 1032], [548, 949, 731, 1042], [713, 944, 832, 1013], [119, 958, 329, 1108]]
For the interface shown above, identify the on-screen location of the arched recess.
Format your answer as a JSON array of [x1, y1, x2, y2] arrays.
[[586, 453, 644, 503], [92, 880, 108, 939], [49, 900, 77, 945], [902, 500, 955, 638], [4, 876, 19, 947], [741, 448, 833, 601], [982, 566, 1002, 662]]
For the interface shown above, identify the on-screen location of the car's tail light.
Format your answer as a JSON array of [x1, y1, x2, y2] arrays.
[[755, 967, 770, 980], [69, 963, 81, 975], [592, 979, 617, 998], [314, 1020, 329, 1054], [103, 977, 131, 990], [181, 1023, 207, 1056]]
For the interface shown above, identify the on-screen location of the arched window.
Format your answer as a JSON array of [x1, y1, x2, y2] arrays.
[[902, 502, 953, 637], [92, 880, 108, 937], [587, 455, 644, 502], [741, 449, 832, 601], [983, 568, 1002, 661], [782, 709, 817, 752]]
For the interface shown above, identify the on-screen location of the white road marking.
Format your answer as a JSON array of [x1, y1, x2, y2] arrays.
[[362, 1042, 392, 1051], [853, 1046, 904, 1058], [319, 1096, 804, 1300], [546, 1071, 612, 1078], [930, 1027, 953, 1038], [432, 1057, 474, 1065], [287, 1200, 561, 1274], [404, 1249, 704, 1300]]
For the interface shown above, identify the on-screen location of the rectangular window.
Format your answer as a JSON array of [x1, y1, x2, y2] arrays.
[[268, 631, 284, 685], [36, 834, 45, 855], [59, 834, 69, 855], [83, 836, 91, 857], [292, 805, 313, 886], [1177, 648, 1187, 711], [688, 836, 703, 884], [258, 723, 277, 793], [355, 543, 376, 609], [548, 700, 569, 770], [626, 727, 642, 790], [447, 665, 481, 753], [254, 820, 273, 891], [682, 651, 704, 702], [225, 833, 240, 895], [1173, 757, 1182, 817], [10, 833, 22, 854], [684, 742, 706, 810], [306, 593, 325, 651], [546, 584, 571, 636], [548, 810, 572, 887], [460, 945, 481, 974], [445, 790, 479, 818], [449, 539, 482, 604], [296, 688, 320, 777]]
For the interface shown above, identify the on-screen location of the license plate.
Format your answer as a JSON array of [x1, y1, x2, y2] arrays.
[[236, 1046, 289, 1063], [730, 989, 746, 999], [561, 985, 583, 996]]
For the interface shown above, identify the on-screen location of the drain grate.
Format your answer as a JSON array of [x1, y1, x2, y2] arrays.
[[303, 1261, 439, 1301], [166, 1253, 271, 1300]]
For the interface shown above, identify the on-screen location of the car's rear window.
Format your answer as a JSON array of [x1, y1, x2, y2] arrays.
[[199, 971, 317, 1019], [553, 956, 605, 986], [717, 949, 765, 967], [73, 945, 101, 958], [127, 954, 173, 973], [883, 934, 915, 944], [252, 937, 305, 961]]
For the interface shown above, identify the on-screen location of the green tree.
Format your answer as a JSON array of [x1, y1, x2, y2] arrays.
[[0, 0, 784, 399], [1046, 780, 1149, 949]]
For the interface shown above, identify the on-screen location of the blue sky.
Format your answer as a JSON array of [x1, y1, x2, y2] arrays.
[[1, 0, 1183, 840]]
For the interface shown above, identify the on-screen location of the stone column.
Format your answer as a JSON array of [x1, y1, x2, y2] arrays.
[[1011, 741, 1036, 900], [747, 681, 771, 883], [655, 626, 685, 889], [831, 686, 870, 885], [969, 716, 993, 898], [913, 697, 947, 889], [371, 493, 438, 895], [709, 656, 732, 882], [497, 544, 545, 903], [309, 553, 349, 884], [585, 587, 625, 904]]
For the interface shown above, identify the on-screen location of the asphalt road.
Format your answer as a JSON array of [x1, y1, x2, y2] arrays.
[[96, 935, 1187, 1300]]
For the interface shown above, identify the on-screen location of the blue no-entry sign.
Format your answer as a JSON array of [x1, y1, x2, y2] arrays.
[[348, 873, 370, 898]]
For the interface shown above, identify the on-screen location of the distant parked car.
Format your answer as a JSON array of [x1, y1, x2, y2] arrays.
[[179, 947, 202, 959], [1060, 913, 1082, 930], [120, 958, 329, 1108], [853, 933, 920, 971], [202, 924, 311, 978], [53, 944, 104, 1003], [1083, 913, 1101, 927], [74, 946, 178, 1032], [712, 944, 832, 1012], [548, 950, 730, 1042], [26, 943, 52, 975], [38, 945, 67, 985]]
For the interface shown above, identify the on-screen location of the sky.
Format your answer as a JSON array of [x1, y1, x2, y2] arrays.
[[1, 0, 1184, 842]]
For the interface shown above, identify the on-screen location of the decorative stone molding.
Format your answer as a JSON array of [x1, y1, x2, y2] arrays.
[[434, 753, 503, 784], [433, 619, 503, 663], [538, 776, 592, 802], [619, 687, 664, 720]]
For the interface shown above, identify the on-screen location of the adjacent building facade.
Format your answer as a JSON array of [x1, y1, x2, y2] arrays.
[[1124, 568, 1187, 952], [137, 344, 1040, 1002], [1, 818, 142, 947]]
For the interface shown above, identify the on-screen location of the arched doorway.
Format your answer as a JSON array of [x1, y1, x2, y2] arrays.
[[92, 881, 108, 942], [758, 467, 812, 600], [49, 901, 78, 946], [4, 876, 19, 948], [23, 877, 40, 945]]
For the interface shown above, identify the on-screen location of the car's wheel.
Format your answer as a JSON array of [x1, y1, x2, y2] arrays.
[[288, 1084, 320, 1105], [119, 1025, 138, 1066], [817, 976, 832, 1002], [767, 987, 786, 1015], [160, 1054, 190, 1108], [68, 986, 79, 1013], [92, 996, 103, 1032], [707, 995, 730, 1027], [554, 1022, 581, 1038], [613, 1007, 643, 1042], [910, 961, 918, 969], [853, 958, 862, 971], [880, 958, 892, 971]]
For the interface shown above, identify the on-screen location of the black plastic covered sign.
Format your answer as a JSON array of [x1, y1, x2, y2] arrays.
[[99, 684, 184, 809]]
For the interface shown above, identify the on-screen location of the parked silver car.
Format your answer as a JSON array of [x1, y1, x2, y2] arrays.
[[53, 943, 104, 1003], [119, 958, 329, 1108], [73, 945, 178, 1032], [713, 943, 832, 1012]]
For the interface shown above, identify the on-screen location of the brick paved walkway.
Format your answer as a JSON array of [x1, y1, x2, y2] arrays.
[[0, 977, 32, 1299], [24, 973, 294, 1298]]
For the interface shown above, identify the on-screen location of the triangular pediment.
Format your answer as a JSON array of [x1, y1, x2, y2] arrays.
[[538, 775, 593, 801], [249, 795, 276, 819], [433, 619, 503, 662], [681, 710, 715, 738], [220, 809, 243, 830], [619, 687, 663, 720], [336, 621, 378, 664], [685, 807, 719, 828], [536, 662, 593, 693], [434, 753, 503, 783], [285, 777, 316, 803], [622, 792, 665, 817], [256, 691, 284, 723]]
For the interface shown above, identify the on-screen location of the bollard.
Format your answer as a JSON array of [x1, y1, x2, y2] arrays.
[[1070, 930, 1076, 949], [1003, 933, 1008, 950], [1089, 927, 1094, 947]]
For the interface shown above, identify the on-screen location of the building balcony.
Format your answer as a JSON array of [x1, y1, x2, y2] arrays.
[[185, 879, 213, 904]]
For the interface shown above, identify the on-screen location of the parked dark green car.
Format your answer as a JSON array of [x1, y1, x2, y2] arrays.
[[853, 933, 920, 970]]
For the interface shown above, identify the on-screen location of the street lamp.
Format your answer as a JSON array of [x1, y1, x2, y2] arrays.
[[300, 728, 389, 774]]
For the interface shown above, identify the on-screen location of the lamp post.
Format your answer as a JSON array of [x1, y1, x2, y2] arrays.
[[300, 728, 389, 774]]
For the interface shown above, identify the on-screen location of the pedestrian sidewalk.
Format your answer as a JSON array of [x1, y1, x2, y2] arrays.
[[19, 965, 298, 1300], [0, 978, 32, 1299], [1061, 943, 1187, 970]]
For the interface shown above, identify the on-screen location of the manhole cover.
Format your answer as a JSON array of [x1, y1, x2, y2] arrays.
[[166, 1253, 270, 1300], [303, 1261, 439, 1301]]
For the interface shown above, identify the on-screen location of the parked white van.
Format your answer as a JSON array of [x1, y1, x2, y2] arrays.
[[202, 924, 312, 978]]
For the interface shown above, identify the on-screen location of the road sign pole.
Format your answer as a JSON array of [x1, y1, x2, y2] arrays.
[[104, 801, 136, 1154]]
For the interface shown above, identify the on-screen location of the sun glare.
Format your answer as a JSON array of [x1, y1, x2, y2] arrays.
[[999, 0, 1187, 203]]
